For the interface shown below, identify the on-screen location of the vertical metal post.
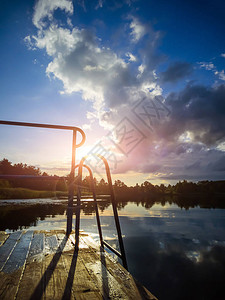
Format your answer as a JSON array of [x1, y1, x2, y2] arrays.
[[84, 164, 104, 247], [73, 162, 103, 249], [66, 130, 77, 235], [98, 155, 128, 270], [90, 177, 104, 247], [0, 120, 86, 236], [75, 161, 83, 249]]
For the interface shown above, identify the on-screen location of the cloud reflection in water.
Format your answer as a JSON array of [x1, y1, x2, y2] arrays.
[[1, 200, 225, 299]]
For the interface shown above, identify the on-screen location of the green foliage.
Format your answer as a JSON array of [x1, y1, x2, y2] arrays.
[[0, 187, 66, 199], [0, 180, 11, 188], [0, 158, 225, 204], [0, 158, 41, 175]]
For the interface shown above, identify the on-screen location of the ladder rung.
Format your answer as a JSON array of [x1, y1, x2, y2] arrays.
[[67, 206, 82, 211], [102, 240, 122, 258]]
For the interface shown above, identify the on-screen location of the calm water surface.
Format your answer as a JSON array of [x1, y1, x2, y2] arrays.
[[0, 198, 225, 300]]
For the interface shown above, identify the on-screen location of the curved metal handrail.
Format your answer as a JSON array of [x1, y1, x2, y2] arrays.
[[77, 155, 128, 270], [0, 120, 86, 236], [0, 121, 128, 269], [68, 164, 103, 250], [0, 120, 86, 148]]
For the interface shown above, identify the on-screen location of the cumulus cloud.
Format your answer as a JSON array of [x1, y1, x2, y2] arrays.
[[129, 16, 147, 42], [156, 148, 225, 181], [215, 70, 225, 81], [124, 83, 225, 180], [160, 62, 193, 83], [33, 0, 73, 29], [111, 132, 225, 181], [26, 1, 161, 123], [25, 0, 225, 182], [158, 84, 225, 146], [42, 26, 156, 112], [126, 52, 137, 62]]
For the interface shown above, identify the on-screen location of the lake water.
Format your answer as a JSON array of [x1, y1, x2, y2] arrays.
[[0, 198, 225, 299]]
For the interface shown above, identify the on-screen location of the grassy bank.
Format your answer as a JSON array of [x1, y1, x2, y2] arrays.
[[0, 187, 67, 199]]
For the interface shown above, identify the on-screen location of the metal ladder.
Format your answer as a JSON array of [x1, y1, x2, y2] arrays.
[[69, 155, 128, 270], [0, 120, 128, 270]]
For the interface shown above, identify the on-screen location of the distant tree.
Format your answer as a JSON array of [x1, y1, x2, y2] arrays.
[[160, 184, 166, 193], [114, 180, 127, 188], [0, 158, 41, 176], [96, 178, 108, 194], [0, 159, 13, 174]]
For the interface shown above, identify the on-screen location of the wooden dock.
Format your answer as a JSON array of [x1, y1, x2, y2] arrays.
[[0, 230, 157, 299]]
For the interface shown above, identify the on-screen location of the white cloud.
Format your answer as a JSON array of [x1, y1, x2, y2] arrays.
[[25, 1, 225, 181], [24, 36, 36, 50], [138, 64, 145, 76], [126, 52, 137, 62], [82, 123, 91, 130], [129, 16, 147, 42], [198, 61, 225, 81], [221, 53, 225, 58], [198, 62, 215, 71], [33, 0, 73, 29], [26, 1, 160, 127], [215, 70, 225, 81]]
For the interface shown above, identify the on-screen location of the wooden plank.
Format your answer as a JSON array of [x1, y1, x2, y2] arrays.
[[0, 231, 22, 271], [75, 234, 157, 299], [2, 231, 34, 273], [80, 235, 157, 300], [80, 249, 130, 299], [27, 233, 44, 261], [0, 268, 22, 300], [0, 231, 33, 300], [19, 233, 60, 300], [78, 236, 129, 300], [61, 251, 102, 299], [18, 232, 71, 300], [99, 250, 157, 300], [58, 233, 102, 300], [56, 234, 78, 300], [69, 233, 89, 250], [56, 233, 75, 252], [43, 233, 61, 300], [45, 234, 58, 253], [16, 258, 44, 300], [43, 233, 72, 300], [16, 233, 45, 299], [0, 230, 157, 300]]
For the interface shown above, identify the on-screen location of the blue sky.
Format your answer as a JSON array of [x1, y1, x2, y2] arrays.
[[0, 0, 225, 185]]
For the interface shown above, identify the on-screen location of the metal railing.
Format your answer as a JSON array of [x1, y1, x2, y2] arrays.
[[77, 155, 128, 270], [0, 120, 128, 270], [0, 120, 85, 234]]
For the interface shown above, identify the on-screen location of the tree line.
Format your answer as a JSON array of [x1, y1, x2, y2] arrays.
[[0, 158, 225, 202]]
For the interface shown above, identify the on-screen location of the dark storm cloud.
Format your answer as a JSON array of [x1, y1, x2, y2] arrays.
[[160, 61, 193, 83], [186, 161, 201, 171], [141, 164, 161, 173], [156, 148, 225, 181], [206, 154, 225, 172], [160, 83, 225, 146]]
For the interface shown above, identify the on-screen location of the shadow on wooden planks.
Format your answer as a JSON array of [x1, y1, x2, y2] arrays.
[[0, 230, 157, 300]]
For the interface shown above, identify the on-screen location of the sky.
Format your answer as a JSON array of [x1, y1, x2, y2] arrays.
[[0, 0, 225, 185]]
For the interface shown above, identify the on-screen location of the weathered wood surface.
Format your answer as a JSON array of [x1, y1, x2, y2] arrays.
[[0, 230, 157, 300]]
